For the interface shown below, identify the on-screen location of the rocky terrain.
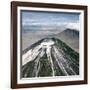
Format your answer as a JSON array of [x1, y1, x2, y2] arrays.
[[21, 37, 79, 78]]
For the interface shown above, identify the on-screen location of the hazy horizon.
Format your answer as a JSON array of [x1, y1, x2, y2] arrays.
[[21, 10, 80, 50]]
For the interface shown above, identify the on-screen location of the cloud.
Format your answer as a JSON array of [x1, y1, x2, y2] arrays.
[[64, 22, 80, 31], [23, 22, 80, 31]]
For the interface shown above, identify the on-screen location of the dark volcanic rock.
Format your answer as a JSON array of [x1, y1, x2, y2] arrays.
[[21, 37, 79, 78]]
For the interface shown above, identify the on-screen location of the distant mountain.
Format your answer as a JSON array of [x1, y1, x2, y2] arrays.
[[53, 29, 79, 52], [21, 37, 79, 78]]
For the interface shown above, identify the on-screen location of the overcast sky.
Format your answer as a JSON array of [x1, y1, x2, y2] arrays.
[[21, 10, 80, 32]]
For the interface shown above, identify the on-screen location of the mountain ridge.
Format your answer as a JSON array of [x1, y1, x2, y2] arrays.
[[53, 28, 79, 52], [22, 37, 79, 78]]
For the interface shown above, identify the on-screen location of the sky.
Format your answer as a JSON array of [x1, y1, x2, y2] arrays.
[[21, 10, 80, 32]]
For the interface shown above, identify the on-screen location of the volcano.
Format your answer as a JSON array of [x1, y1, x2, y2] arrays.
[[53, 29, 79, 52], [21, 37, 79, 78]]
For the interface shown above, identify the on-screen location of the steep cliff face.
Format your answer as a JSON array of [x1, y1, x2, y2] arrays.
[[21, 37, 79, 78]]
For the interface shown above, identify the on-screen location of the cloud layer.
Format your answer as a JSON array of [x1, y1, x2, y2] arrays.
[[22, 11, 80, 34]]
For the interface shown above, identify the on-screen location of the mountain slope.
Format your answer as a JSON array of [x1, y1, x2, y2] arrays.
[[21, 37, 79, 78], [53, 29, 79, 52]]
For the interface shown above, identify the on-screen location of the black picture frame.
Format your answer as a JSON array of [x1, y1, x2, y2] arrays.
[[11, 1, 88, 89]]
